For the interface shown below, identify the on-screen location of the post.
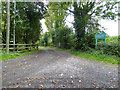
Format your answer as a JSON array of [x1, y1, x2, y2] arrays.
[[6, 0, 10, 53], [37, 44, 38, 50], [0, 1, 2, 89], [96, 39, 97, 49], [13, 0, 16, 51]]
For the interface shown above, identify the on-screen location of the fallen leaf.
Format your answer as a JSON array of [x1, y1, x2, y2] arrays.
[[109, 75, 113, 77], [40, 85, 43, 87], [52, 80, 57, 84], [79, 80, 82, 82], [112, 80, 116, 82], [45, 78, 48, 80], [26, 77, 30, 80], [29, 80, 32, 82], [16, 78, 20, 81], [71, 81, 74, 84], [42, 77, 45, 79], [70, 76, 73, 79], [25, 85, 28, 87], [63, 85, 65, 87], [113, 85, 116, 87], [28, 83, 31, 86], [37, 78, 41, 80], [74, 73, 78, 75], [13, 85, 20, 88], [60, 74, 63, 76], [110, 86, 114, 88]]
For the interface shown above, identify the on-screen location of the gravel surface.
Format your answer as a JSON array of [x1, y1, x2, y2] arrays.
[[2, 48, 119, 88]]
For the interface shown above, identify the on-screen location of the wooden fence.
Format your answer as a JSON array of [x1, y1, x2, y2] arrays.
[[0, 44, 38, 52]]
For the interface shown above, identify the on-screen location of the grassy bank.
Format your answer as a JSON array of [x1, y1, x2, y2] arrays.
[[47, 46, 120, 64], [70, 51, 119, 64], [1, 49, 40, 61]]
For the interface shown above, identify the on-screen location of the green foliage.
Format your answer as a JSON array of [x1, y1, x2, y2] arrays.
[[2, 2, 46, 44], [39, 32, 50, 46], [54, 26, 73, 49], [97, 36, 120, 57], [71, 1, 118, 50], [70, 49, 119, 64], [40, 26, 73, 49], [1, 50, 39, 61]]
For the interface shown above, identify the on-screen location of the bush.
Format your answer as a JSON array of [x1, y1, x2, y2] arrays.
[[97, 36, 120, 57]]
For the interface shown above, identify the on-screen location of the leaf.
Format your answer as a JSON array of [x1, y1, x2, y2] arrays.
[[40, 85, 43, 87], [52, 80, 57, 84], [37, 78, 41, 80], [13, 85, 20, 88], [26, 77, 30, 80], [63, 85, 65, 87], [112, 80, 116, 82], [16, 78, 20, 81], [79, 80, 82, 82], [109, 75, 113, 77], [74, 73, 78, 75], [71, 81, 74, 84], [25, 85, 28, 87], [28, 83, 31, 86], [60, 74, 63, 76], [70, 76, 73, 79]]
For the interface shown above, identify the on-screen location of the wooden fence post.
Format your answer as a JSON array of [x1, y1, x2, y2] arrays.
[[6, 0, 10, 53], [37, 44, 38, 50]]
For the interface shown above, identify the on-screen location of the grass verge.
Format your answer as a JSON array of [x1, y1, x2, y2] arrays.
[[1, 49, 40, 61], [47, 46, 120, 64]]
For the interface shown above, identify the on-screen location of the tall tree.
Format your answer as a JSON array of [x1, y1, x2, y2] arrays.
[[45, 2, 71, 46], [2, 2, 46, 45], [70, 1, 118, 50]]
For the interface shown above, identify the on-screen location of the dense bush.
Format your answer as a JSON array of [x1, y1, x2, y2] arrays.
[[97, 36, 120, 57]]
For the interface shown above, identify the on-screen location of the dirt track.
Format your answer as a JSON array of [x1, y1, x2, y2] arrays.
[[2, 48, 119, 88]]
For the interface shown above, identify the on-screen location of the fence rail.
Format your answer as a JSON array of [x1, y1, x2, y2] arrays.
[[0, 44, 38, 52]]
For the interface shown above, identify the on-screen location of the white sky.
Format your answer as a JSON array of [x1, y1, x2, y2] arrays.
[[40, 15, 118, 36]]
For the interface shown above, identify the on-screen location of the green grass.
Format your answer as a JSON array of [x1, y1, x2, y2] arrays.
[[1, 49, 40, 61], [70, 51, 120, 64], [47, 46, 120, 64]]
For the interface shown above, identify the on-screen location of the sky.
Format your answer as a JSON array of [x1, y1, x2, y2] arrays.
[[40, 15, 118, 36]]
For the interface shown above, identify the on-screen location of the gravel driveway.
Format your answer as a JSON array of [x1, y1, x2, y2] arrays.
[[2, 48, 119, 88]]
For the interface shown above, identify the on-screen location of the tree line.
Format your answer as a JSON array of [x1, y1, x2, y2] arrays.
[[40, 1, 120, 56], [1, 1, 120, 56], [2, 2, 46, 44]]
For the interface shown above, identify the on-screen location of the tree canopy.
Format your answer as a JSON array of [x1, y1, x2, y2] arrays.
[[2, 2, 46, 44]]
